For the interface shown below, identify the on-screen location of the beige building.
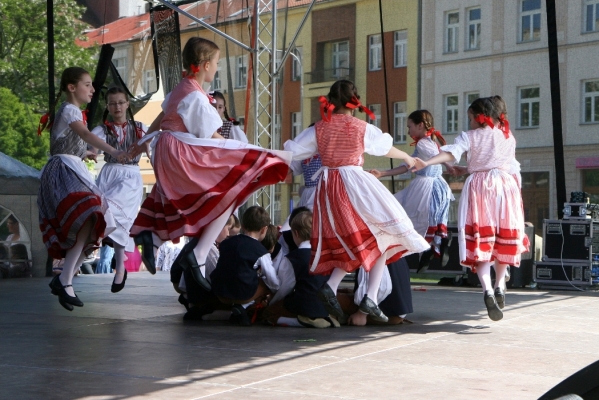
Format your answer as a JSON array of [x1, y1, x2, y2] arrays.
[[421, 0, 599, 233]]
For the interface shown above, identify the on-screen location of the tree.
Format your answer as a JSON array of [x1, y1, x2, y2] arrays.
[[0, 0, 97, 112], [0, 87, 49, 170]]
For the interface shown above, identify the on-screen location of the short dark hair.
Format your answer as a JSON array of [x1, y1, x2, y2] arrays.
[[241, 206, 271, 232], [290, 211, 312, 242], [260, 224, 279, 251]]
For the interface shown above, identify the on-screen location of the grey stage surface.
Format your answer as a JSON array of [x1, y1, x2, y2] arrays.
[[1, 272, 598, 399]]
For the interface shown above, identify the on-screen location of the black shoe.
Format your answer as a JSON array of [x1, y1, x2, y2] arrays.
[[230, 304, 251, 326], [111, 270, 127, 293], [50, 276, 84, 308], [358, 295, 388, 322], [180, 250, 211, 292], [58, 296, 74, 311], [440, 231, 453, 267], [317, 284, 345, 320], [134, 230, 157, 275], [183, 304, 214, 321], [483, 290, 503, 321], [494, 287, 505, 309], [417, 248, 434, 273], [178, 294, 190, 311], [49, 275, 60, 296]]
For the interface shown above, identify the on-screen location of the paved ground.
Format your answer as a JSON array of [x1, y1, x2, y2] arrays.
[[1, 272, 598, 400]]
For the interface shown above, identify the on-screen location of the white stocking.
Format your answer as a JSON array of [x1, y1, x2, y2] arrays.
[[493, 262, 509, 290], [476, 261, 493, 293], [326, 268, 347, 293], [60, 219, 93, 296], [366, 255, 387, 304], [113, 243, 126, 284]]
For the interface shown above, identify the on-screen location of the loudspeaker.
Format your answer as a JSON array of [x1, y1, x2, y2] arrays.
[[407, 226, 464, 274], [538, 359, 599, 400]]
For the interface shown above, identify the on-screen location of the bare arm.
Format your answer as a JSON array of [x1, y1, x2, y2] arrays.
[[412, 151, 456, 172], [384, 146, 415, 169], [370, 164, 409, 179]]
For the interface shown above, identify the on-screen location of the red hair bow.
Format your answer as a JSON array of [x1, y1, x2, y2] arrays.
[[410, 127, 442, 148], [187, 63, 200, 78], [345, 96, 375, 121], [475, 114, 494, 129], [37, 113, 51, 136], [499, 113, 510, 139], [319, 96, 335, 122]]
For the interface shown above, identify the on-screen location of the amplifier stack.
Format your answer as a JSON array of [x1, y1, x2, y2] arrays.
[[535, 209, 599, 287]]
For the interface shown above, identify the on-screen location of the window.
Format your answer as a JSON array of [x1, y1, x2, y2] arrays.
[[291, 47, 303, 81], [582, 169, 599, 204], [464, 92, 479, 130], [393, 102, 407, 144], [113, 57, 127, 81], [394, 31, 407, 67], [368, 34, 382, 71], [445, 95, 459, 133], [332, 41, 350, 78], [585, 0, 599, 32], [520, 0, 541, 42], [212, 62, 222, 91], [291, 112, 302, 138], [143, 70, 156, 94], [445, 11, 459, 53], [368, 104, 381, 128], [518, 87, 540, 128], [466, 7, 481, 50], [583, 80, 599, 123], [236, 55, 247, 88]]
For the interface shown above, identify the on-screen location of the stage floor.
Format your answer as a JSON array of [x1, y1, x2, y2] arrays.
[[1, 272, 598, 399]]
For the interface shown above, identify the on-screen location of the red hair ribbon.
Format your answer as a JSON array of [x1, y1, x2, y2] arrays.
[[37, 113, 51, 136], [319, 96, 335, 122], [410, 127, 441, 147], [345, 96, 375, 121], [499, 113, 510, 139], [81, 109, 88, 125], [475, 114, 494, 129], [188, 63, 200, 78]]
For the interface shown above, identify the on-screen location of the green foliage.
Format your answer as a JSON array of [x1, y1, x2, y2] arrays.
[[0, 0, 97, 112], [0, 87, 49, 169]]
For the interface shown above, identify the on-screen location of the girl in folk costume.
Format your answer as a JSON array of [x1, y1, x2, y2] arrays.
[[38, 67, 129, 311], [210, 91, 248, 143], [412, 97, 528, 321], [91, 87, 148, 293], [370, 110, 454, 272], [289, 153, 322, 211], [284, 80, 430, 322], [128, 37, 291, 290]]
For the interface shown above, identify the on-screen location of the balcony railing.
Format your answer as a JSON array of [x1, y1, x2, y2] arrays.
[[304, 68, 354, 84]]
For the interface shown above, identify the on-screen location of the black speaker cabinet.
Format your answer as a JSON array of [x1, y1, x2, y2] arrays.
[[534, 261, 597, 286], [542, 219, 593, 262], [407, 226, 466, 274]]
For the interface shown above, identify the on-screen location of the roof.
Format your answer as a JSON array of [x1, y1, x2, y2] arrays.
[[0, 152, 40, 179], [78, 0, 327, 47], [0, 152, 40, 195]]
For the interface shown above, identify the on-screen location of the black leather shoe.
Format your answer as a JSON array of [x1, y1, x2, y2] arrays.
[[358, 295, 388, 322], [417, 248, 434, 273], [111, 270, 128, 293], [230, 304, 251, 326], [183, 304, 215, 321], [317, 284, 345, 320], [180, 250, 211, 292], [134, 230, 156, 274], [440, 231, 453, 267], [483, 290, 503, 321], [49, 275, 60, 296], [178, 294, 190, 311], [58, 296, 74, 311], [51, 276, 84, 308], [494, 287, 505, 309]]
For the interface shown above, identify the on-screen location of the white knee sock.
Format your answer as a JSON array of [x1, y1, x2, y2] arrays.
[[366, 255, 387, 304], [60, 220, 93, 296], [476, 262, 493, 293], [113, 244, 126, 284], [193, 204, 235, 265], [326, 268, 347, 293], [277, 317, 303, 327]]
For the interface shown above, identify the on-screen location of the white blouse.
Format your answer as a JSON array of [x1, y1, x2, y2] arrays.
[[162, 91, 222, 138]]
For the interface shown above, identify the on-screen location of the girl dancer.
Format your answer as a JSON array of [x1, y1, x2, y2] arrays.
[[210, 91, 248, 143], [371, 110, 453, 271], [38, 67, 129, 311], [91, 87, 148, 292], [128, 37, 290, 290], [284, 80, 430, 322], [412, 97, 528, 321]]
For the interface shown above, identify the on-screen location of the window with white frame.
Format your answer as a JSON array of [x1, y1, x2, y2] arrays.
[[520, 0, 541, 42], [464, 92, 479, 129], [236, 55, 247, 88], [445, 11, 459, 53], [394, 31, 407, 67], [466, 7, 481, 50], [583, 80, 599, 123], [291, 47, 303, 81], [113, 57, 127, 82], [144, 70, 156, 93], [212, 62, 222, 91], [368, 104, 381, 128], [332, 40, 350, 78], [393, 102, 407, 144], [291, 112, 302, 138], [518, 87, 540, 128], [368, 34, 382, 71], [585, 0, 599, 32], [445, 95, 459, 133]]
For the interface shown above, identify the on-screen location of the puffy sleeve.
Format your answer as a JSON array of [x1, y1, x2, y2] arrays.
[[91, 125, 106, 141], [415, 138, 440, 161], [63, 104, 84, 125], [440, 131, 470, 164], [283, 126, 318, 161], [364, 124, 393, 156], [229, 124, 248, 143], [177, 91, 223, 138], [290, 160, 303, 176]]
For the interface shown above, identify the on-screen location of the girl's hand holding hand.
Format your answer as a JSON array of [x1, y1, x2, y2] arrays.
[[404, 156, 416, 170], [111, 149, 129, 164], [84, 150, 97, 163], [127, 141, 144, 158], [369, 169, 383, 179], [451, 165, 469, 176], [411, 157, 427, 172]]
